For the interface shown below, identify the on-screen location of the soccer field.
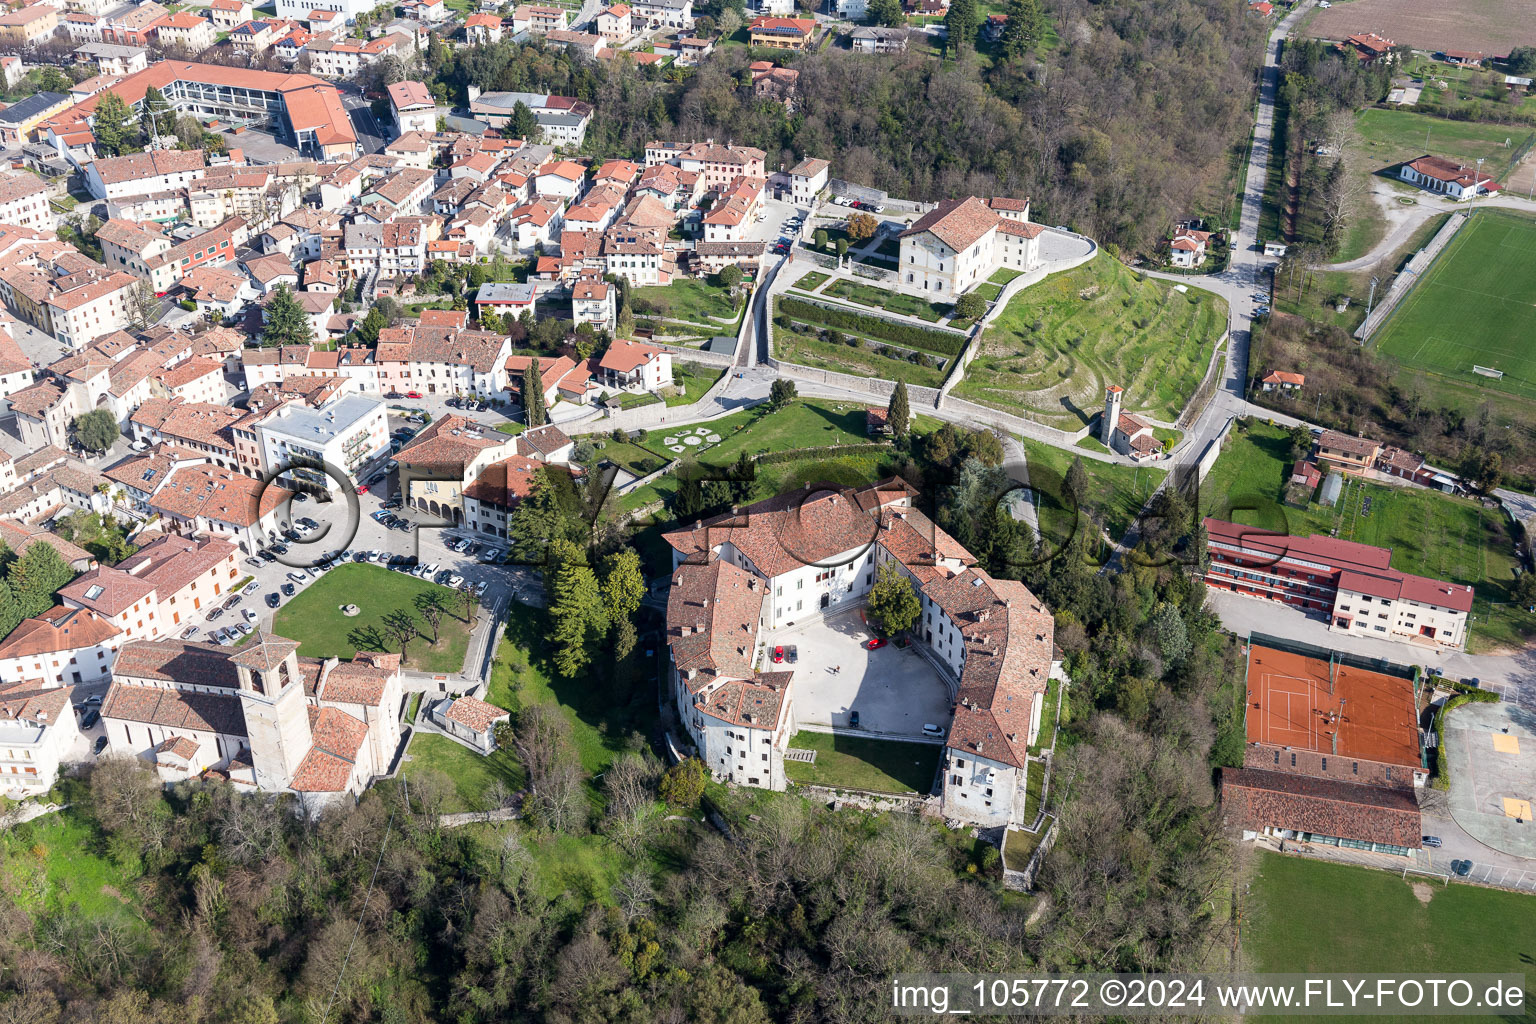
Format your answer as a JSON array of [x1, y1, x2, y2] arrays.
[[1374, 211, 1536, 400], [1244, 853, 1536, 1022]]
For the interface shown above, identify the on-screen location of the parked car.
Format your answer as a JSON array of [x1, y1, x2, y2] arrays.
[[81, 710, 100, 729], [922, 723, 944, 737], [267, 592, 281, 608], [242, 581, 260, 596], [786, 645, 797, 663], [93, 735, 108, 755], [1422, 835, 1443, 848], [246, 557, 264, 569], [385, 390, 403, 398], [1451, 859, 1473, 876], [293, 492, 308, 503], [235, 622, 253, 635], [473, 580, 489, 596], [222, 595, 241, 610], [242, 608, 258, 623], [282, 583, 296, 597], [207, 608, 224, 621], [772, 645, 784, 663], [286, 572, 307, 584], [866, 637, 887, 650], [270, 543, 288, 555], [355, 484, 369, 495], [405, 391, 422, 399], [83, 694, 102, 707], [1460, 677, 1481, 689], [436, 570, 454, 584], [180, 626, 199, 640], [448, 574, 465, 588]]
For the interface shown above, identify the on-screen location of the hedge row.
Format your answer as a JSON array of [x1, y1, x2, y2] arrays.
[[1431, 689, 1501, 789], [777, 296, 964, 356], [751, 441, 893, 467]]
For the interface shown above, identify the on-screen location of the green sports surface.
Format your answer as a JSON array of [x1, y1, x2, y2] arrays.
[[1373, 211, 1536, 400]]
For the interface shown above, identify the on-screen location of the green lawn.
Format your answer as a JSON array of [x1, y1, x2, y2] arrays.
[[621, 398, 895, 511], [1372, 210, 1536, 402], [1003, 822, 1048, 871], [794, 270, 830, 291], [485, 610, 657, 777], [1244, 852, 1536, 1021], [618, 391, 662, 410], [1030, 676, 1060, 755], [272, 563, 471, 673], [783, 730, 939, 794], [989, 267, 1024, 285], [402, 733, 523, 813], [772, 326, 947, 388], [1023, 437, 1165, 544], [596, 438, 668, 476], [495, 420, 526, 435], [666, 361, 725, 407], [1202, 420, 1529, 651], [1, 811, 144, 926], [954, 253, 1227, 429], [633, 278, 741, 327], [821, 278, 951, 322]]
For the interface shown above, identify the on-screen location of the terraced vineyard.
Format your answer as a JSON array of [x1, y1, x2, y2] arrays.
[[953, 254, 1227, 428]]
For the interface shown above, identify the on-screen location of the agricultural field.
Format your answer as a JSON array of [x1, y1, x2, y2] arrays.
[[953, 253, 1227, 429], [1201, 420, 1530, 652], [1244, 853, 1536, 1023], [1301, 0, 1532, 57], [1372, 210, 1536, 402]]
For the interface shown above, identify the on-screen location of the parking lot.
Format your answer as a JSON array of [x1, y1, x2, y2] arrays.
[[766, 609, 952, 741], [184, 459, 540, 648]]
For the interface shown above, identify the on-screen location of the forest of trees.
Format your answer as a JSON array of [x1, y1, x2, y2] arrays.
[[427, 0, 1263, 253]]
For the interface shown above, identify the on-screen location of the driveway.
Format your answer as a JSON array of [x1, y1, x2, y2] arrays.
[[765, 609, 951, 740]]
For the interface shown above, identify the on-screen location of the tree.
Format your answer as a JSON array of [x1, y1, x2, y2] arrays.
[[508, 467, 582, 563], [998, 0, 1046, 59], [140, 85, 175, 142], [716, 263, 742, 289], [261, 284, 314, 347], [954, 291, 987, 321], [380, 608, 418, 663], [835, 237, 849, 257], [10, 542, 76, 619], [813, 228, 828, 250], [601, 548, 645, 623], [1513, 569, 1536, 609], [550, 559, 607, 677], [72, 408, 119, 453], [886, 381, 910, 440], [1508, 46, 1536, 75], [965, 427, 1004, 466], [1152, 603, 1190, 664], [523, 357, 548, 426], [944, 0, 978, 51], [768, 378, 797, 411], [92, 89, 138, 157], [414, 591, 447, 645], [128, 279, 160, 331], [728, 448, 756, 502], [355, 305, 388, 345], [867, 0, 906, 26], [1064, 456, 1089, 507], [846, 211, 878, 240], [173, 113, 205, 150], [659, 757, 706, 808], [866, 561, 920, 635], [508, 100, 540, 141]]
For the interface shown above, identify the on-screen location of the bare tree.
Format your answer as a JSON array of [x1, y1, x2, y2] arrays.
[[512, 703, 572, 792], [533, 762, 587, 833], [414, 591, 446, 645], [380, 608, 418, 663], [613, 868, 655, 922]]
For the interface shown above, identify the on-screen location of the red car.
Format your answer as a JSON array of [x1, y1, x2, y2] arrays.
[[866, 638, 887, 650], [355, 484, 369, 494], [772, 645, 784, 663], [405, 391, 423, 399]]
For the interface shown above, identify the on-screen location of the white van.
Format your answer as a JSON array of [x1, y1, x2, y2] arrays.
[[922, 723, 944, 738]]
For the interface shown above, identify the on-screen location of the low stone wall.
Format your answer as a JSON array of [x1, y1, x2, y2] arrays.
[[936, 393, 1084, 448], [1354, 212, 1467, 342], [793, 782, 940, 816]]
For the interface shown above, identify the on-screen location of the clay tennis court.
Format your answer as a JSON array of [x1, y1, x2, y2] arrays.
[[1247, 645, 1421, 770]]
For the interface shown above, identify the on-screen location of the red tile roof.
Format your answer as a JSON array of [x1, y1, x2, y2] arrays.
[[0, 606, 119, 659], [900, 196, 1001, 252], [1221, 767, 1420, 848], [443, 694, 509, 733]]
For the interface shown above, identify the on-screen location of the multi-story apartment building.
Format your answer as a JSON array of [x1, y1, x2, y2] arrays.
[[254, 393, 389, 493]]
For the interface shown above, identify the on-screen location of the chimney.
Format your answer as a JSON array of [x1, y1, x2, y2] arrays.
[[701, 597, 709, 608]]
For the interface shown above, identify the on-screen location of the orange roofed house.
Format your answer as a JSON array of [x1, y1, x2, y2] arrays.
[[1398, 154, 1501, 200], [663, 478, 1062, 825], [1220, 641, 1425, 856], [748, 16, 815, 50]]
